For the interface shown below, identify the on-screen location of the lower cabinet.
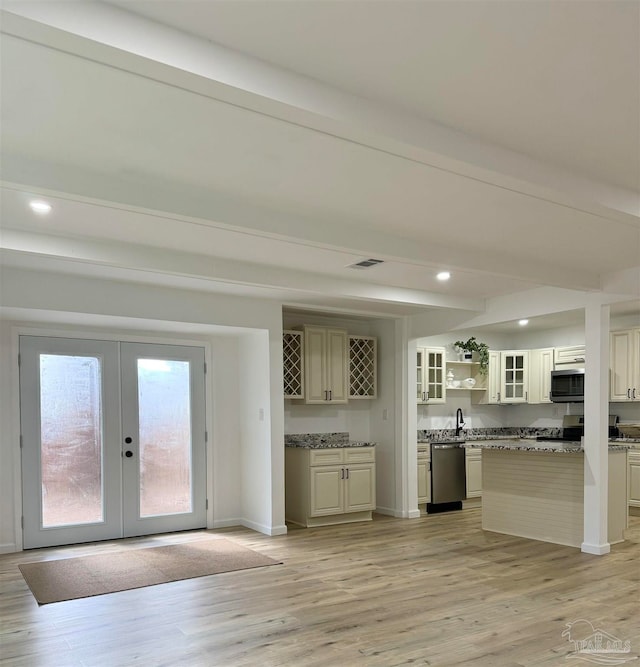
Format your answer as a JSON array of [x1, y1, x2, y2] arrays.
[[417, 444, 431, 506], [465, 448, 482, 499], [285, 446, 376, 527], [629, 451, 640, 514]]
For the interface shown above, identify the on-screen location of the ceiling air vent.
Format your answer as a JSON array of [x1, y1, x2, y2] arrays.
[[348, 258, 384, 270]]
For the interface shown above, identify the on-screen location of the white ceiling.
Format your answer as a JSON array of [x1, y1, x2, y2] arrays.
[[1, 0, 639, 325], [109, 0, 640, 192]]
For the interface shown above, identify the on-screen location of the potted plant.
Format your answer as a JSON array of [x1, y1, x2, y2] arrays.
[[454, 337, 489, 375]]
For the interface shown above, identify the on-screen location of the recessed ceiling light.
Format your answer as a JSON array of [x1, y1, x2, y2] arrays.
[[519, 319, 529, 326], [29, 200, 52, 215], [436, 271, 451, 281]]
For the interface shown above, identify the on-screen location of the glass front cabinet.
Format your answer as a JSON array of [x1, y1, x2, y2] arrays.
[[417, 347, 446, 404]]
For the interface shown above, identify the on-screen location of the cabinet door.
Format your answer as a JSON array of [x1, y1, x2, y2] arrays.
[[304, 327, 328, 403], [485, 350, 501, 403], [326, 328, 348, 403], [417, 348, 427, 403], [465, 450, 482, 498], [417, 347, 445, 404], [500, 350, 529, 403], [629, 453, 640, 507], [417, 456, 429, 504], [635, 330, 640, 400], [529, 348, 554, 404], [425, 348, 446, 403], [610, 330, 639, 401], [309, 465, 345, 516], [344, 464, 376, 512]]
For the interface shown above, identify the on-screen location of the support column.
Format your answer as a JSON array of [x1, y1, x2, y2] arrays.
[[582, 299, 610, 555], [405, 332, 420, 518]]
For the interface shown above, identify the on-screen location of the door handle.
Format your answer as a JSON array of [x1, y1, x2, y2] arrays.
[[345, 468, 349, 479], [341, 468, 344, 480]]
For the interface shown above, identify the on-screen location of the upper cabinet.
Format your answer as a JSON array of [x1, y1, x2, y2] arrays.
[[349, 335, 377, 399], [554, 345, 586, 369], [283, 330, 304, 399], [528, 348, 554, 404], [500, 350, 530, 403], [283, 326, 378, 403], [482, 350, 530, 404], [484, 350, 501, 404], [610, 329, 640, 402], [417, 347, 446, 404], [304, 326, 349, 404]]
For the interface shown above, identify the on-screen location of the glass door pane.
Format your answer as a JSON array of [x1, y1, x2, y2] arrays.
[[39, 354, 104, 526], [20, 336, 122, 549], [137, 358, 192, 517], [121, 343, 206, 538]]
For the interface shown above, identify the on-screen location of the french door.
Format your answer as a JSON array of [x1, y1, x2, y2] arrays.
[[20, 336, 207, 549]]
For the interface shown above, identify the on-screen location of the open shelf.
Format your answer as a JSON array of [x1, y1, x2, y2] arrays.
[[446, 387, 487, 391]]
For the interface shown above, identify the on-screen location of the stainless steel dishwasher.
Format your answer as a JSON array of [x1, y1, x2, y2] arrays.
[[427, 442, 466, 513]]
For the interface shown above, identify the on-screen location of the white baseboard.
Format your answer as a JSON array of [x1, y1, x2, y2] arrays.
[[375, 505, 408, 518], [0, 543, 18, 554], [407, 509, 421, 519], [581, 542, 611, 555], [211, 518, 244, 529], [212, 518, 288, 537]]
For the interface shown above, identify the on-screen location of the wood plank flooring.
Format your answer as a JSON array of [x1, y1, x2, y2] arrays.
[[1, 510, 638, 666]]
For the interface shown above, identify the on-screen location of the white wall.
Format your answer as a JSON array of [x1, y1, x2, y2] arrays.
[[0, 266, 286, 550], [237, 330, 285, 535], [0, 320, 18, 552], [209, 336, 241, 525]]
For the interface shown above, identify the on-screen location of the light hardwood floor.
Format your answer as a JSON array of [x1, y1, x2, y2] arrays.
[[1, 510, 639, 666]]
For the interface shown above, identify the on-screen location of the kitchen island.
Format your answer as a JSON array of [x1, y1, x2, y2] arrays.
[[466, 440, 628, 548]]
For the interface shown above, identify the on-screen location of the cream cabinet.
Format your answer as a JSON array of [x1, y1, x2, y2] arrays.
[[554, 345, 586, 368], [285, 446, 376, 527], [417, 347, 446, 404], [349, 335, 377, 399], [303, 326, 348, 404], [528, 348, 554, 404], [629, 451, 640, 513], [482, 350, 502, 404], [610, 329, 640, 402], [283, 330, 304, 399], [465, 448, 482, 498], [417, 444, 431, 506], [500, 350, 530, 404], [481, 350, 529, 404]]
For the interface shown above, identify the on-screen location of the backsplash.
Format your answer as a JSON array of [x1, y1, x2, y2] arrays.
[[418, 426, 562, 441]]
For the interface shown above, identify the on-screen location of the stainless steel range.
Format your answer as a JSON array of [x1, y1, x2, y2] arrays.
[[536, 414, 619, 442]]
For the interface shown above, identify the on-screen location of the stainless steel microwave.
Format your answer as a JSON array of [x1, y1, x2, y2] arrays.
[[550, 368, 585, 403]]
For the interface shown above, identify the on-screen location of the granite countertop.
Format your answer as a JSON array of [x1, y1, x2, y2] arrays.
[[284, 432, 376, 449], [461, 439, 630, 453], [286, 441, 376, 449], [418, 429, 640, 451]]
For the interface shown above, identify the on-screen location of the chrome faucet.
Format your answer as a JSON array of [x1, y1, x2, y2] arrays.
[[455, 408, 465, 437]]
